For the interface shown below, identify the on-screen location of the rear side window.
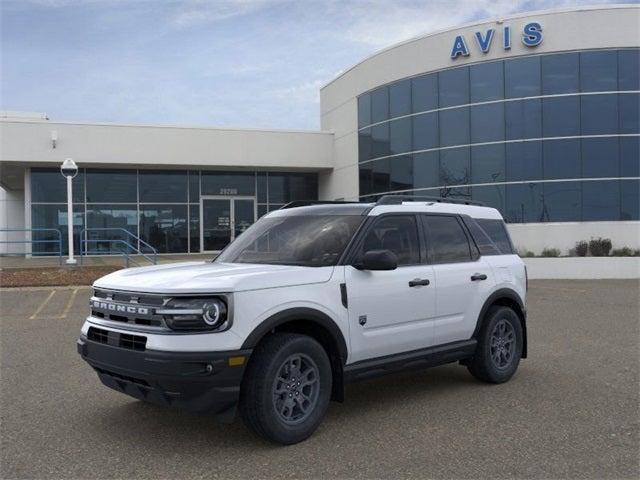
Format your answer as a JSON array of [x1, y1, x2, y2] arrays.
[[462, 218, 501, 256], [476, 219, 514, 254], [423, 215, 472, 264]]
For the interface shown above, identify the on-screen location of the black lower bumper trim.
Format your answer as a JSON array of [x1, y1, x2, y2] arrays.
[[77, 336, 251, 418]]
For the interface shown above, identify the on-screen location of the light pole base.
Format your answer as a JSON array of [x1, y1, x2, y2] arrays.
[[65, 258, 78, 265]]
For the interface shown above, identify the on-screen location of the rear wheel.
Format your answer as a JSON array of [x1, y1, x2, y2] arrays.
[[467, 306, 523, 384], [240, 333, 332, 444]]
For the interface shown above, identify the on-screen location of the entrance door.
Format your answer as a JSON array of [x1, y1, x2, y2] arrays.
[[201, 196, 256, 252]]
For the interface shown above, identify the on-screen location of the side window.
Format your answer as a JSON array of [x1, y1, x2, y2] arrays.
[[476, 219, 514, 254], [360, 215, 420, 266], [462, 217, 501, 256], [423, 215, 472, 264]]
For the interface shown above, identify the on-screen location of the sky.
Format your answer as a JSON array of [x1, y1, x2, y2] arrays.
[[0, 0, 631, 130]]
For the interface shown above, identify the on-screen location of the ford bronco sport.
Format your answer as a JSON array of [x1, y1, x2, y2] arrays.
[[77, 195, 527, 444]]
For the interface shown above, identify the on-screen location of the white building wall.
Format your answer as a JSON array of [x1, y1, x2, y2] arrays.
[[0, 186, 26, 254]]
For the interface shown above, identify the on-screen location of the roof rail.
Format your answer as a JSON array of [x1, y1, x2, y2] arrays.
[[375, 195, 485, 206], [280, 200, 364, 209]]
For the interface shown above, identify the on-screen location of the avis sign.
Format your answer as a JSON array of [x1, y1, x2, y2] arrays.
[[450, 22, 543, 59]]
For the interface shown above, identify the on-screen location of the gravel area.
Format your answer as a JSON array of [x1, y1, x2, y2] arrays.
[[0, 266, 120, 287]]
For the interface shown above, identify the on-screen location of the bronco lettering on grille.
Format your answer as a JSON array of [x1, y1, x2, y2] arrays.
[[91, 300, 149, 315]]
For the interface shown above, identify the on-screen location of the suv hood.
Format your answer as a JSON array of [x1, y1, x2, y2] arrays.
[[93, 261, 334, 294]]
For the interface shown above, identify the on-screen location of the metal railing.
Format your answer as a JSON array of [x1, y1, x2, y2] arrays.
[[80, 228, 158, 267], [0, 228, 63, 264]]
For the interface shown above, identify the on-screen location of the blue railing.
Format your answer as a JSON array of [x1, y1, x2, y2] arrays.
[[80, 228, 158, 267], [0, 228, 63, 264]]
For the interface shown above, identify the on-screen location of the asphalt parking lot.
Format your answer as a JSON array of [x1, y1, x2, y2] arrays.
[[1, 280, 638, 479]]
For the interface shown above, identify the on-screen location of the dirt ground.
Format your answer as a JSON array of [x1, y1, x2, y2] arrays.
[[0, 266, 120, 288]]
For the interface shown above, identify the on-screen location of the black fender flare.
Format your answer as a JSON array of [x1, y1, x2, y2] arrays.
[[472, 288, 528, 358], [240, 307, 348, 363]]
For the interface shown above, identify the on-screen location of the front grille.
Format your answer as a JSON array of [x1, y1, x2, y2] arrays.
[[87, 326, 147, 351], [94, 367, 149, 386], [91, 289, 168, 330]]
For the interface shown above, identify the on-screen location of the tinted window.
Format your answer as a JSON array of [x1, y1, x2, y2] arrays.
[[463, 217, 501, 255], [189, 204, 200, 252], [506, 141, 543, 182], [268, 173, 317, 204], [580, 51, 617, 92], [139, 171, 187, 203], [256, 172, 267, 203], [439, 67, 469, 107], [472, 184, 505, 212], [424, 215, 471, 264], [412, 73, 438, 112], [86, 169, 137, 203], [581, 94, 618, 135], [543, 139, 581, 180], [618, 49, 640, 91], [371, 87, 389, 123], [188, 170, 200, 202], [505, 182, 543, 223], [31, 168, 85, 203], [621, 179, 640, 220], [439, 108, 469, 147], [542, 53, 579, 94], [389, 117, 412, 155], [371, 123, 390, 158], [412, 112, 438, 151], [361, 215, 420, 265], [372, 158, 390, 193], [359, 128, 372, 162], [619, 93, 639, 134], [505, 99, 542, 140], [202, 172, 254, 196], [476, 218, 513, 254], [582, 137, 619, 178], [359, 162, 373, 196], [542, 96, 580, 137], [440, 147, 470, 186], [31, 204, 84, 255], [471, 144, 505, 184], [358, 94, 371, 128], [471, 103, 505, 143], [390, 155, 413, 191], [139, 205, 188, 253], [505, 56, 541, 98], [620, 137, 640, 177], [543, 181, 581, 222], [470, 61, 504, 102], [582, 180, 620, 221], [413, 152, 440, 189], [389, 79, 411, 118]]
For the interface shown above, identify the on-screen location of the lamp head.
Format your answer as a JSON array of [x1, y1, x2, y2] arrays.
[[60, 158, 78, 178]]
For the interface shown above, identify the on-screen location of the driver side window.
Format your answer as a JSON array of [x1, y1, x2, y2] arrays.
[[360, 215, 420, 266]]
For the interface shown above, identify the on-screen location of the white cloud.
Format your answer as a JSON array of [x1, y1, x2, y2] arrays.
[[170, 0, 286, 28]]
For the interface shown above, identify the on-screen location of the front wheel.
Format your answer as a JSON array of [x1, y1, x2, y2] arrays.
[[467, 306, 523, 384], [239, 333, 332, 444]]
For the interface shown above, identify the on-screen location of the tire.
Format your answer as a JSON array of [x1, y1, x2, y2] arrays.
[[467, 306, 523, 384], [239, 333, 332, 445]]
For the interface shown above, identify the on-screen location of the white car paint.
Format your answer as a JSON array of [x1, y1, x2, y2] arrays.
[[82, 201, 526, 365]]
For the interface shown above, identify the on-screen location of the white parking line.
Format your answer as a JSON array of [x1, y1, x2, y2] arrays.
[[29, 290, 56, 319], [58, 288, 79, 319]]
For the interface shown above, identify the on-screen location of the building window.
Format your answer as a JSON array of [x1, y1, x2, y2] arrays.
[[86, 169, 137, 203], [139, 170, 188, 203], [541, 52, 579, 95]]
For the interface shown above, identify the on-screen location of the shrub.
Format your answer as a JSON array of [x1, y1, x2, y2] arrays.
[[589, 237, 612, 257], [574, 240, 589, 257], [518, 248, 535, 258], [611, 247, 634, 257], [540, 248, 561, 257]]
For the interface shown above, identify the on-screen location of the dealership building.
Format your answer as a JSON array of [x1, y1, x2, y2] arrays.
[[1, 5, 638, 257]]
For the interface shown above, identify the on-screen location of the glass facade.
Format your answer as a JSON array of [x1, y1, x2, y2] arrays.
[[357, 48, 640, 223], [31, 168, 317, 255]]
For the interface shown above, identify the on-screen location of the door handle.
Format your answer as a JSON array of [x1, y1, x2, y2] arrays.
[[409, 278, 430, 287], [471, 273, 488, 281]]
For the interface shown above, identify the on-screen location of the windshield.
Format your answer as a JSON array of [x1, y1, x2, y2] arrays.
[[215, 214, 364, 267]]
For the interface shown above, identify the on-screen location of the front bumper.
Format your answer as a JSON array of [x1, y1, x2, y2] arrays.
[[77, 335, 252, 419]]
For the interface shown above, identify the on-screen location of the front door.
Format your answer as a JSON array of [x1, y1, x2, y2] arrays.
[[201, 196, 255, 252]]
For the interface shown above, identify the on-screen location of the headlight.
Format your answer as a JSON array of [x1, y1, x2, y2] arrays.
[[159, 297, 230, 332]]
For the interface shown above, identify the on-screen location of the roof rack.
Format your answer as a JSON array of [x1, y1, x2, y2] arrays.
[[280, 200, 364, 210], [375, 195, 485, 207]]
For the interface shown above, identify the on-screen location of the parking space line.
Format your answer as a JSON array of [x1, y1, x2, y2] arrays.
[[29, 290, 56, 319], [57, 288, 79, 319]]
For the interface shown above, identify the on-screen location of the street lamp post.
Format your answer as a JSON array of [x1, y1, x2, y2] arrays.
[[60, 158, 78, 265]]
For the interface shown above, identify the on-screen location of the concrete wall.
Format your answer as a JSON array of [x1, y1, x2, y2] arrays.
[[524, 257, 640, 279], [508, 221, 640, 255], [0, 186, 26, 254], [0, 120, 334, 171]]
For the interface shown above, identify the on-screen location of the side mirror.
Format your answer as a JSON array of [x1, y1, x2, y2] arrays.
[[357, 249, 398, 271]]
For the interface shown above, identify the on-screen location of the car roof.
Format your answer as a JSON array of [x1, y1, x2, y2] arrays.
[[267, 201, 503, 220]]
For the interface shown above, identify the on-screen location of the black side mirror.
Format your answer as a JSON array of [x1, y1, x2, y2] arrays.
[[356, 249, 398, 271]]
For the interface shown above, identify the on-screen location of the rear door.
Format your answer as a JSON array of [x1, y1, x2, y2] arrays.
[[345, 214, 437, 363], [421, 214, 495, 345]]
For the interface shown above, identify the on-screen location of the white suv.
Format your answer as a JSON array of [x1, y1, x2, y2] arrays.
[[77, 196, 527, 444]]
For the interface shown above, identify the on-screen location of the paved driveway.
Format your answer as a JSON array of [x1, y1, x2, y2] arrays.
[[1, 280, 638, 479]]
